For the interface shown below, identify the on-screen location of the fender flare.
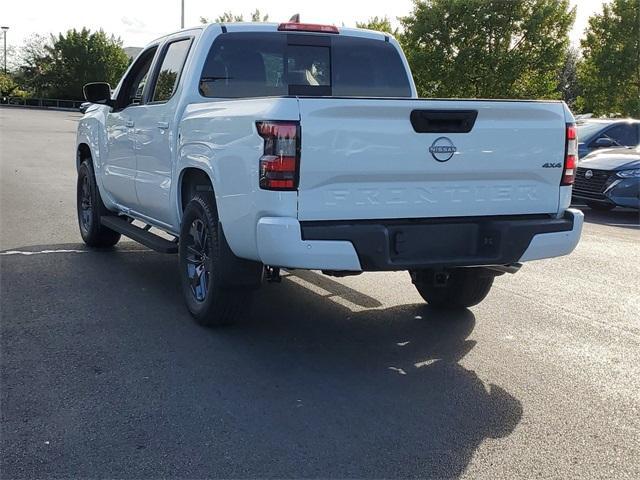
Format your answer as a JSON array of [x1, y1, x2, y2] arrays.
[[76, 127, 115, 211]]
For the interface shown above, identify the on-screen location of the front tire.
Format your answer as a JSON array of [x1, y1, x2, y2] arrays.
[[77, 160, 121, 248], [179, 193, 251, 327], [410, 268, 494, 309]]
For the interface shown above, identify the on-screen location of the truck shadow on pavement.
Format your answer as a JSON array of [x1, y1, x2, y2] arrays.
[[1, 245, 523, 479]]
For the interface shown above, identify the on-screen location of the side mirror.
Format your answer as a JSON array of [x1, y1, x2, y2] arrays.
[[594, 137, 614, 148], [83, 82, 114, 107]]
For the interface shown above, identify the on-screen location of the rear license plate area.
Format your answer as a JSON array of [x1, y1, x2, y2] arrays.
[[390, 223, 501, 263]]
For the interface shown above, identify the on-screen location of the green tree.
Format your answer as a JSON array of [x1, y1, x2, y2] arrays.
[[13, 35, 50, 97], [17, 29, 129, 99], [1, 45, 20, 72], [250, 9, 269, 22], [200, 9, 269, 24], [356, 16, 396, 35], [558, 47, 580, 108], [400, 0, 575, 99], [577, 0, 640, 117], [45, 28, 130, 99], [0, 73, 20, 97]]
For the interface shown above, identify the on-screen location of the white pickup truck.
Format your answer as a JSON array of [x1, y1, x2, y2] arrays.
[[76, 21, 583, 326]]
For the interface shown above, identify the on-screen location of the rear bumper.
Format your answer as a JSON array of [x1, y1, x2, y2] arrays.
[[519, 209, 583, 261], [256, 209, 583, 271], [256, 217, 361, 271]]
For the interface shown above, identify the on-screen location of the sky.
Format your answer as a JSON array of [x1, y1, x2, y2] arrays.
[[1, 0, 608, 51]]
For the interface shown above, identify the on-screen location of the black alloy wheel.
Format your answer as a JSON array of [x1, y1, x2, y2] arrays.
[[79, 173, 93, 235], [184, 218, 211, 302]]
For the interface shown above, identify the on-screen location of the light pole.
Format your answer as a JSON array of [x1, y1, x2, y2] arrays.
[[1, 26, 8, 75], [181, 0, 184, 29]]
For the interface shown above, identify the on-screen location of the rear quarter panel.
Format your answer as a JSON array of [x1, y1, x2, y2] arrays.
[[178, 97, 300, 260]]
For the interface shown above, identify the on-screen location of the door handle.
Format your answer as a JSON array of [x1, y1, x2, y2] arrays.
[[125, 119, 135, 128], [157, 121, 169, 130]]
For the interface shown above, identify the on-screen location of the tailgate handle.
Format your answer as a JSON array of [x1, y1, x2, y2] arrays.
[[410, 110, 478, 133]]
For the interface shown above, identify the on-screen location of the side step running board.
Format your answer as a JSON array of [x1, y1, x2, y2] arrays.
[[101, 216, 178, 253]]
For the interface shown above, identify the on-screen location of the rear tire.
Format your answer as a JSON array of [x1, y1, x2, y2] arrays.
[[179, 193, 252, 327], [410, 268, 494, 309], [586, 201, 615, 211], [77, 160, 121, 248]]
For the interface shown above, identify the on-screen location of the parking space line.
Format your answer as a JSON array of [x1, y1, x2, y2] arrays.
[[0, 249, 87, 256], [0, 248, 153, 256]]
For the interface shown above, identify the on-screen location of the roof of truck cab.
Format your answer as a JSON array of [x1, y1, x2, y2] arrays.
[[148, 27, 203, 44], [150, 22, 390, 44]]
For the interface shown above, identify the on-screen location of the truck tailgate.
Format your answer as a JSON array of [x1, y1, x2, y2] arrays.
[[297, 98, 567, 221]]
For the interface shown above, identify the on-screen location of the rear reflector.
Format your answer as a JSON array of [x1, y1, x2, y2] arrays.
[[562, 123, 578, 186], [256, 121, 300, 191], [278, 22, 339, 34]]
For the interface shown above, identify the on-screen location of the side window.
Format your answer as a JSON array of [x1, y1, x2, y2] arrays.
[[603, 124, 638, 146], [117, 46, 158, 109], [151, 39, 192, 103]]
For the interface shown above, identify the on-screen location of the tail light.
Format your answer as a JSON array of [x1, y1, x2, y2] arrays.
[[562, 123, 578, 185], [256, 121, 300, 190], [278, 23, 339, 34]]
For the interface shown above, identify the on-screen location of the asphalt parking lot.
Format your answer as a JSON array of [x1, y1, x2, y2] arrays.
[[1, 107, 639, 479]]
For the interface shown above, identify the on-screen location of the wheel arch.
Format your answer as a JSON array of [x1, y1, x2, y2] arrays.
[[179, 167, 215, 214], [76, 113, 104, 172], [76, 127, 116, 213], [76, 142, 93, 171], [178, 167, 264, 289]]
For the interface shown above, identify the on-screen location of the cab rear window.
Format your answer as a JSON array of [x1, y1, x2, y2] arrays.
[[199, 32, 412, 98]]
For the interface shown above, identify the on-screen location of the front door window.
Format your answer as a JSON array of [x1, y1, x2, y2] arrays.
[[116, 47, 158, 110]]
